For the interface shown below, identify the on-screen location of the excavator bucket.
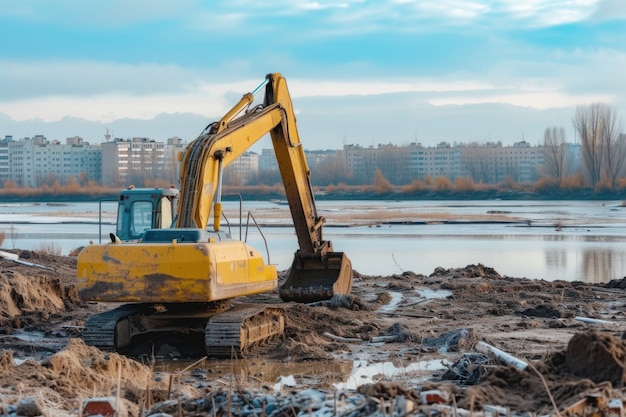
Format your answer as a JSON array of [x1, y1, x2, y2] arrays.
[[279, 252, 353, 303]]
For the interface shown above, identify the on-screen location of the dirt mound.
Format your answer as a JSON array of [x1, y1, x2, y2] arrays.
[[0, 274, 82, 331], [0, 338, 186, 416], [456, 331, 626, 414], [0, 251, 83, 322]]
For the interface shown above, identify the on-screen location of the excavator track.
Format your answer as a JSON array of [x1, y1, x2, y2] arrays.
[[82, 304, 149, 351], [82, 303, 284, 357], [204, 304, 284, 357]]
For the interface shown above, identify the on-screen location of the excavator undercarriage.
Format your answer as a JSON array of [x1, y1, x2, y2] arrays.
[[82, 301, 285, 357]]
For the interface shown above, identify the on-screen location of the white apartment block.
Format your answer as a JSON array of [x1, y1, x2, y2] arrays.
[[409, 142, 464, 180], [33, 137, 101, 186], [344, 141, 546, 184], [461, 141, 545, 183], [1, 135, 100, 187], [224, 151, 259, 185], [102, 138, 164, 187], [0, 136, 12, 185]]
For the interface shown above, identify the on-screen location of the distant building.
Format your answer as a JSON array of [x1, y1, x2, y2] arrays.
[[461, 140, 545, 183], [3, 135, 101, 187], [102, 137, 166, 187], [0, 136, 12, 185], [224, 151, 259, 185], [258, 148, 278, 172], [408, 142, 463, 181], [344, 140, 547, 184]]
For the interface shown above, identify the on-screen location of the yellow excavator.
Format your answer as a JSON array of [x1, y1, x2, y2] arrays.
[[76, 73, 352, 356]]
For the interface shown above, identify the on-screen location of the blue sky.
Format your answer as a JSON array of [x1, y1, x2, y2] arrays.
[[1, 0, 625, 150]]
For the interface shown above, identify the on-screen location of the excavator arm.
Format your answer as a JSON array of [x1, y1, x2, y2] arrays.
[[176, 73, 352, 301]]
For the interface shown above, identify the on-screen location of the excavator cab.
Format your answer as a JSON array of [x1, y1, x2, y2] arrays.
[[115, 187, 179, 241]]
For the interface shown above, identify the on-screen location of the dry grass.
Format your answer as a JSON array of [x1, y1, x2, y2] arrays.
[[0, 231, 5, 248], [35, 241, 62, 256]]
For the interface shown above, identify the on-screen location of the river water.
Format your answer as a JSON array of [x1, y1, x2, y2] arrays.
[[1, 199, 625, 284]]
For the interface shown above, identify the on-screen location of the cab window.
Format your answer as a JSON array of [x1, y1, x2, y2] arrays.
[[131, 201, 153, 238]]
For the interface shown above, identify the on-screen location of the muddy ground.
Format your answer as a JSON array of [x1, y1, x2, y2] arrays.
[[2, 250, 626, 416]]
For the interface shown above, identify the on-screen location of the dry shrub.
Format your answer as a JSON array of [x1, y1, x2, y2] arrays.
[[423, 175, 434, 186], [534, 176, 559, 192], [616, 178, 626, 190], [560, 172, 585, 190], [594, 178, 613, 192], [455, 176, 480, 191], [225, 183, 285, 196], [435, 176, 453, 191], [325, 182, 351, 193], [501, 175, 519, 190], [36, 241, 62, 256], [0, 230, 5, 247], [401, 179, 426, 192], [373, 169, 394, 193]]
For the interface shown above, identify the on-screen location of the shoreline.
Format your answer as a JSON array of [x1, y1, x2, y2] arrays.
[[1, 188, 626, 203]]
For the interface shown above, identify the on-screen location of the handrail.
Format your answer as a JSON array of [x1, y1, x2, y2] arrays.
[[220, 194, 243, 240], [98, 198, 118, 243], [244, 211, 271, 265]]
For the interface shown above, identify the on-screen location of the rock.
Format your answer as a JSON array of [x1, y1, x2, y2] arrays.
[[16, 397, 42, 417]]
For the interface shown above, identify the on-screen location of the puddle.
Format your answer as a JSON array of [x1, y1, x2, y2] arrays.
[[417, 288, 452, 299], [13, 357, 34, 366], [378, 288, 452, 312], [155, 357, 446, 391], [333, 359, 450, 390], [379, 291, 403, 312], [3, 330, 46, 342], [155, 358, 354, 386]]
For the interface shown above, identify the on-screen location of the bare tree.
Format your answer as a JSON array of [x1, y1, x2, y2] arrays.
[[573, 103, 624, 187], [461, 145, 492, 183], [601, 111, 626, 188], [543, 126, 567, 182]]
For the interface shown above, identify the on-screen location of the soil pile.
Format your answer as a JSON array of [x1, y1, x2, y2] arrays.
[[0, 250, 83, 335], [453, 330, 626, 414], [0, 339, 182, 416]]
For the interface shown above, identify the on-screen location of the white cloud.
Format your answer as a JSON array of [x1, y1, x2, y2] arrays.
[[592, 0, 626, 20], [290, 79, 494, 96], [428, 91, 612, 109]]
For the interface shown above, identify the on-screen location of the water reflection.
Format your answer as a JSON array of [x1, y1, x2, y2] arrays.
[[156, 359, 353, 387], [580, 249, 626, 284]]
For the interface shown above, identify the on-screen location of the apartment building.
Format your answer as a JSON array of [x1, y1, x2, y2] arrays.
[[0, 136, 12, 185], [33, 136, 101, 186], [409, 142, 464, 181], [461, 141, 545, 183], [0, 134, 559, 188], [101, 137, 186, 187], [223, 151, 259, 185], [0, 135, 100, 187], [344, 141, 546, 184]]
